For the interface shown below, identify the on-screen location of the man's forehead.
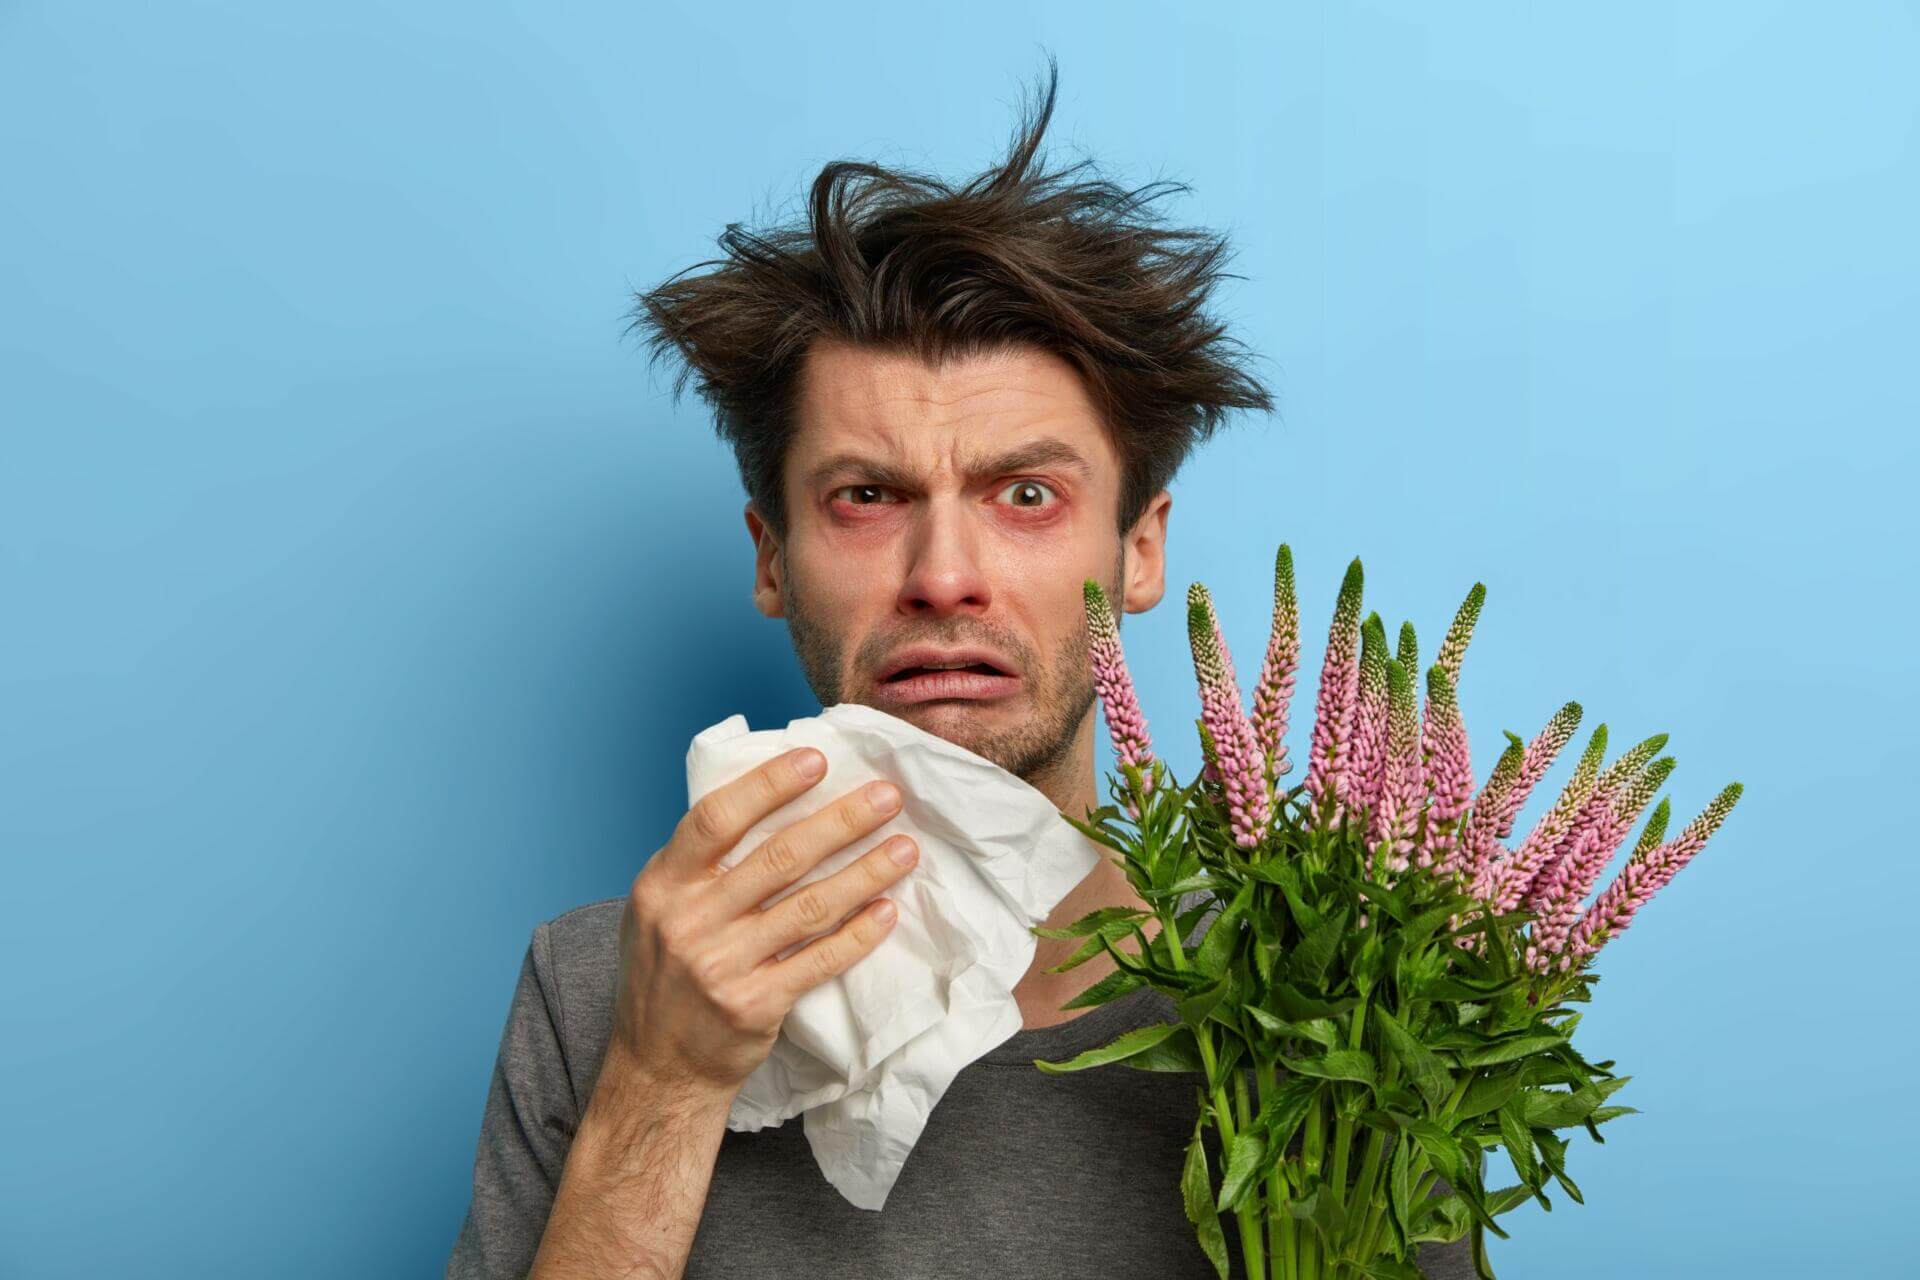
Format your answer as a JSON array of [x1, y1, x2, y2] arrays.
[[789, 339, 1116, 473]]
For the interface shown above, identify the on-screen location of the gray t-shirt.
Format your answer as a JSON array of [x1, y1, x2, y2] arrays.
[[444, 897, 1477, 1279]]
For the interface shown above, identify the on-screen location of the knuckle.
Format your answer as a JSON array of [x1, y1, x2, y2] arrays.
[[656, 913, 696, 954], [687, 945, 728, 992], [686, 797, 729, 845], [758, 834, 802, 881], [787, 886, 831, 929], [631, 871, 667, 920], [755, 762, 788, 807], [839, 795, 872, 837], [807, 938, 848, 986], [716, 989, 767, 1036]]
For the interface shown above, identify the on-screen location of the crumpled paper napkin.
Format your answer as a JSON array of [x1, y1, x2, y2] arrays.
[[684, 700, 1101, 1210]]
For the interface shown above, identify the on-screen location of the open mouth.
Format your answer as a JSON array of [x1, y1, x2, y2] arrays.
[[883, 662, 1007, 682], [874, 661, 1021, 705]]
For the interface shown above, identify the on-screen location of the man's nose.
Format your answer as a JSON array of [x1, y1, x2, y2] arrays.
[[895, 496, 992, 617]]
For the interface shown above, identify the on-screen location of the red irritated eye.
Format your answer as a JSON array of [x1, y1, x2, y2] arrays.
[[829, 484, 901, 512], [996, 479, 1059, 510], [828, 481, 1063, 514]]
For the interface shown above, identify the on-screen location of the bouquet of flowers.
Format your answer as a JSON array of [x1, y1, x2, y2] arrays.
[[1031, 544, 1741, 1279]]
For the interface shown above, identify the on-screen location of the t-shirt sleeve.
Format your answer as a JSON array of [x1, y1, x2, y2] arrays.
[[444, 922, 580, 1279]]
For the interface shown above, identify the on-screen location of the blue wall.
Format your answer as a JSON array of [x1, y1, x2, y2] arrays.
[[4, 2, 1913, 1275]]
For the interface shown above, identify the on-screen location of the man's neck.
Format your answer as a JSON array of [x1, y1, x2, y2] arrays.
[[1015, 846, 1162, 1030], [1011, 729, 1162, 1030]]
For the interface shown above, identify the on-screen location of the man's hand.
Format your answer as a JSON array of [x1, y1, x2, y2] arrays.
[[611, 745, 918, 1098], [527, 748, 917, 1279]]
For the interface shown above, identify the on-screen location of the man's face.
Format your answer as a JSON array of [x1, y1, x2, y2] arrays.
[[745, 338, 1170, 788]]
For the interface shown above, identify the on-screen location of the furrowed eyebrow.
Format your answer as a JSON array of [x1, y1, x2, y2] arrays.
[[805, 438, 1094, 491]]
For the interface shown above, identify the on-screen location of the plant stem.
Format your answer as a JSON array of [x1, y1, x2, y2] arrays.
[[1233, 1066, 1268, 1279], [1256, 1059, 1290, 1280], [1160, 907, 1263, 1280], [1299, 1091, 1325, 1280], [1339, 1048, 1401, 1270]]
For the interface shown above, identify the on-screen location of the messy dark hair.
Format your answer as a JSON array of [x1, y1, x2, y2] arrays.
[[626, 54, 1274, 544]]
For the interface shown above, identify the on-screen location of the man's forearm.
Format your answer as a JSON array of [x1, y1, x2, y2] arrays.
[[529, 1047, 735, 1280]]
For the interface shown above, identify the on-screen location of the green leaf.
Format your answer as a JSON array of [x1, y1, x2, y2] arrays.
[[1217, 1130, 1268, 1213], [1121, 1025, 1208, 1073], [1033, 1021, 1181, 1075], [1483, 1184, 1535, 1216], [1061, 966, 1145, 1010], [1291, 1017, 1340, 1048], [1253, 1073, 1321, 1164], [1043, 918, 1149, 973], [1175, 975, 1230, 1029], [1496, 1099, 1541, 1191], [1356, 879, 1412, 925], [1385, 1132, 1413, 1253], [1399, 902, 1459, 949], [1456, 1068, 1525, 1120], [1146, 873, 1222, 900], [1351, 930, 1387, 992], [1407, 1119, 1470, 1188], [1248, 1009, 1338, 1048], [1535, 1129, 1585, 1205], [1214, 1033, 1247, 1080], [1375, 1007, 1451, 1113], [1174, 900, 1213, 947], [1057, 809, 1136, 857], [1407, 1193, 1474, 1246], [1279, 1048, 1378, 1087], [1194, 881, 1253, 978], [1423, 973, 1526, 1001], [1031, 906, 1152, 939], [1520, 1077, 1631, 1130], [1246, 1005, 1287, 1038], [1268, 983, 1358, 1022], [1180, 1121, 1231, 1280], [1589, 1105, 1638, 1125], [1455, 1032, 1567, 1067], [1358, 1261, 1426, 1280], [1288, 905, 1350, 986], [1271, 862, 1328, 932], [1097, 931, 1211, 990]]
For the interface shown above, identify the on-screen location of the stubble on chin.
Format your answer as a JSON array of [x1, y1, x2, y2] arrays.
[[777, 552, 1125, 790]]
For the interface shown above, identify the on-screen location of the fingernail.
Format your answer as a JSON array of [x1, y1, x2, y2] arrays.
[[888, 837, 917, 867], [867, 781, 901, 810], [873, 900, 897, 923], [795, 750, 827, 779]]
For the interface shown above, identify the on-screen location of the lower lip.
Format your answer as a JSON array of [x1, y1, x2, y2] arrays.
[[874, 669, 1022, 705]]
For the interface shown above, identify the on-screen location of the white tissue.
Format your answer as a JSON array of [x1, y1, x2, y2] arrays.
[[684, 701, 1102, 1211]]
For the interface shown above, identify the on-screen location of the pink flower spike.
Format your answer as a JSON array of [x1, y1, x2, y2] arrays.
[[1488, 724, 1608, 913], [1250, 544, 1301, 781], [1347, 614, 1391, 820], [1516, 732, 1668, 915], [1188, 583, 1270, 848], [1458, 733, 1526, 895], [1368, 658, 1424, 877], [1083, 579, 1154, 789], [1499, 701, 1585, 841], [1420, 665, 1474, 874], [1570, 782, 1742, 963], [1305, 557, 1365, 825]]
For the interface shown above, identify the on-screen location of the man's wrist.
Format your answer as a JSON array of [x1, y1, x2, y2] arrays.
[[574, 1043, 737, 1170]]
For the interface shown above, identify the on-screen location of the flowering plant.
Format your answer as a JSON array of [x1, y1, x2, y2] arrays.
[[1031, 545, 1741, 1279]]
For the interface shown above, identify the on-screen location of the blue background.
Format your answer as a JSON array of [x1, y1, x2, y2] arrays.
[[4, 2, 1914, 1275]]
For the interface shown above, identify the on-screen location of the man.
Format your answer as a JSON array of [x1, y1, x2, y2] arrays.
[[446, 60, 1475, 1280]]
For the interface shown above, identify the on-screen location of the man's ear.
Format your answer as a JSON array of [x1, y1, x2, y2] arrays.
[[1121, 490, 1172, 615], [744, 502, 786, 619]]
